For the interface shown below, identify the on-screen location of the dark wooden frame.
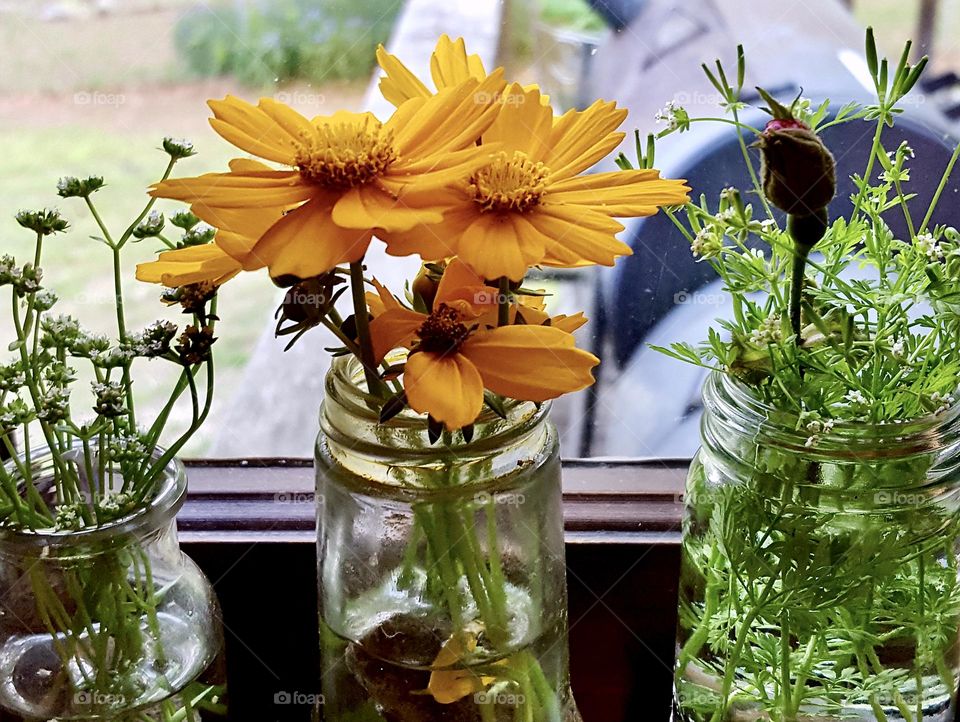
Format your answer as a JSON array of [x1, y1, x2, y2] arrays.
[[178, 459, 687, 721]]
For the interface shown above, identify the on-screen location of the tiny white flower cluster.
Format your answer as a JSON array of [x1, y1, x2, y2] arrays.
[[715, 207, 736, 222], [930, 391, 955, 416], [845, 389, 868, 407], [691, 228, 722, 259], [800, 410, 836, 447], [91, 346, 136, 369], [127, 320, 178, 358], [55, 503, 85, 531], [759, 219, 778, 233], [655, 100, 682, 131], [0, 363, 25, 392], [749, 314, 782, 345], [915, 232, 943, 261], [92, 380, 127, 418], [98, 491, 133, 516], [37, 387, 71, 423]]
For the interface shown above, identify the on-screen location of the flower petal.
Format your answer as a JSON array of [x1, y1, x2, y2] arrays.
[[430, 35, 486, 90], [136, 243, 241, 287], [332, 185, 443, 232], [527, 205, 631, 268], [458, 213, 543, 282], [435, 258, 489, 308], [481, 85, 554, 161], [369, 307, 425, 362], [461, 325, 598, 401], [547, 170, 691, 215], [544, 99, 628, 178], [151, 171, 312, 208], [207, 95, 301, 164], [376, 44, 432, 106], [250, 198, 372, 278], [389, 73, 505, 158], [404, 352, 484, 430]]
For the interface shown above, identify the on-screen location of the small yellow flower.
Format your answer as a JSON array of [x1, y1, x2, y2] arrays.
[[149, 74, 505, 280], [382, 84, 692, 281], [368, 259, 598, 429]]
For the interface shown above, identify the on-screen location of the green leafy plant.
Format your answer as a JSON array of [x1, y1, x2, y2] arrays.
[[0, 138, 224, 721], [621, 29, 960, 722]]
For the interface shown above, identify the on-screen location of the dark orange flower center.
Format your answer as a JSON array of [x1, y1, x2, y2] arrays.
[[295, 119, 398, 189], [468, 150, 548, 213], [417, 304, 472, 355]]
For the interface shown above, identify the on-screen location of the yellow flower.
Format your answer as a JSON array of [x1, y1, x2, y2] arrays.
[[377, 34, 549, 108], [149, 75, 505, 280], [382, 84, 692, 281], [368, 259, 598, 429]]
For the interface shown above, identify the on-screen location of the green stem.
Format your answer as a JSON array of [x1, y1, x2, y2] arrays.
[[920, 140, 960, 234], [853, 117, 887, 217], [497, 277, 510, 327], [730, 105, 773, 217], [789, 241, 810, 341], [348, 260, 383, 396]]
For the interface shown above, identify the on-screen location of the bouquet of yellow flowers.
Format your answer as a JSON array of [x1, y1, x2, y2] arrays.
[[139, 35, 688, 722], [138, 35, 688, 432]]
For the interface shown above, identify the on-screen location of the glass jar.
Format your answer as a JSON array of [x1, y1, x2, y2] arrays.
[[316, 355, 581, 722], [0, 447, 223, 720], [674, 372, 960, 722]]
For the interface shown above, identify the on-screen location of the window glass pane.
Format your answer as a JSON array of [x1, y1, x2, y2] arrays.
[[1, 0, 957, 459]]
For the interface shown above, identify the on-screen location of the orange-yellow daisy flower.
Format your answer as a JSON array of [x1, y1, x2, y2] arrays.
[[381, 84, 692, 282], [368, 259, 598, 429], [149, 75, 505, 280]]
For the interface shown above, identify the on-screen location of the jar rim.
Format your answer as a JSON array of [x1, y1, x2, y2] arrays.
[[0, 444, 186, 548], [707, 371, 960, 455], [322, 352, 551, 456]]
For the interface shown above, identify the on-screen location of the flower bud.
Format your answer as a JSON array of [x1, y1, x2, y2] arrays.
[[755, 87, 836, 219], [170, 210, 200, 230], [279, 273, 343, 325], [162, 137, 197, 160], [759, 125, 836, 217], [176, 325, 217, 365], [16, 209, 69, 236], [92, 381, 127, 418], [411, 265, 441, 310], [57, 176, 104, 199], [132, 210, 165, 239]]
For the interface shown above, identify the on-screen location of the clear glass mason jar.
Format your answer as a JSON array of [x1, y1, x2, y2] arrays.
[[674, 372, 960, 722], [0, 447, 223, 720], [315, 355, 581, 722]]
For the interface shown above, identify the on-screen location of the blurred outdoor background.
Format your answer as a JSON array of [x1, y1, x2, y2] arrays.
[[1, 0, 959, 458]]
